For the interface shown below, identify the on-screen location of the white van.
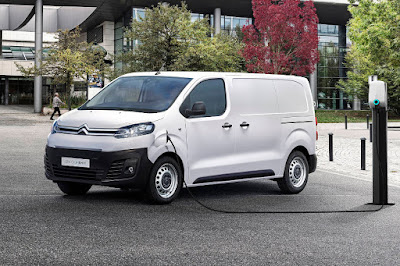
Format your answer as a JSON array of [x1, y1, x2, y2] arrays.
[[45, 72, 317, 203]]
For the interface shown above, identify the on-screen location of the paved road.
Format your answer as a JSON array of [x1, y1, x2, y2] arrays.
[[1, 106, 400, 265]]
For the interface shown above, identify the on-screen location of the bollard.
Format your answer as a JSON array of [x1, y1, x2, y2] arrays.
[[367, 114, 370, 129], [345, 115, 348, 129], [329, 133, 333, 161], [370, 123, 373, 143], [361, 137, 366, 170]]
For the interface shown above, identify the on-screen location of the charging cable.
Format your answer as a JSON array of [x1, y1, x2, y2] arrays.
[[166, 132, 384, 213]]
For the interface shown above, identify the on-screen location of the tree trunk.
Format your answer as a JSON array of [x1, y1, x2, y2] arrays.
[[67, 72, 72, 111]]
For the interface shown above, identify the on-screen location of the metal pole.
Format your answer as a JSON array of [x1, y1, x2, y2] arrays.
[[0, 30, 2, 58], [367, 114, 370, 129], [370, 123, 373, 143], [345, 115, 347, 130], [329, 133, 333, 161], [372, 107, 388, 205], [34, 0, 43, 113], [361, 138, 366, 170]]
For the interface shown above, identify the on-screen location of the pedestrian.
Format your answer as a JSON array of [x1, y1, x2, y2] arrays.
[[50, 93, 64, 120]]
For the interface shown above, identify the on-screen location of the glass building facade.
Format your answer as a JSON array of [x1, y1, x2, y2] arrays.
[[0, 5, 352, 108], [113, 9, 351, 110], [114, 8, 252, 58], [317, 24, 351, 110], [210, 15, 252, 35]]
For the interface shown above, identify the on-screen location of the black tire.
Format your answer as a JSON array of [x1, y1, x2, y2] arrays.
[[57, 182, 92, 195], [146, 156, 183, 204], [277, 151, 309, 194]]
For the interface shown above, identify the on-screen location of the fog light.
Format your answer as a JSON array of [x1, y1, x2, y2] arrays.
[[123, 158, 138, 176]]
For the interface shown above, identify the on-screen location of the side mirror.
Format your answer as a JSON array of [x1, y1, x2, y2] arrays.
[[185, 101, 206, 117]]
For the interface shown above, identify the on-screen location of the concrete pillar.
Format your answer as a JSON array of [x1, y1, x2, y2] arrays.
[[310, 64, 318, 109], [214, 8, 221, 34], [5, 77, 9, 105], [338, 25, 346, 77], [338, 25, 346, 110], [34, 0, 43, 113], [353, 97, 361, 110]]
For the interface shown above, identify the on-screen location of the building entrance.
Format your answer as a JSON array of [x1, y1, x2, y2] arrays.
[[0, 77, 34, 105]]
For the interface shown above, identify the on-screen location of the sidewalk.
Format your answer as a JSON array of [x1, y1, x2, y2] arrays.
[[0, 105, 68, 125], [317, 122, 400, 186]]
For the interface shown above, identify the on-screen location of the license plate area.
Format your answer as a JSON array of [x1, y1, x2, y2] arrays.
[[61, 157, 90, 168]]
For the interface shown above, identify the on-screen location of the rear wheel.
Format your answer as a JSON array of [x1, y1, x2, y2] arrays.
[[146, 156, 183, 204], [277, 151, 309, 194], [57, 182, 92, 195]]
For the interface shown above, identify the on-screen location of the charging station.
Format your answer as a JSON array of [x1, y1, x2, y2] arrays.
[[368, 75, 393, 205]]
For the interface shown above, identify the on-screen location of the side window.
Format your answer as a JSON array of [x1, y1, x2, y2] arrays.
[[180, 79, 226, 117]]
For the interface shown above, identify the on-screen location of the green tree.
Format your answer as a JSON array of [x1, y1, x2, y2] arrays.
[[338, 0, 400, 112], [178, 33, 245, 72], [16, 28, 108, 110], [114, 2, 244, 77]]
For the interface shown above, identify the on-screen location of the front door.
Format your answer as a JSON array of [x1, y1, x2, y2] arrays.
[[182, 78, 236, 185]]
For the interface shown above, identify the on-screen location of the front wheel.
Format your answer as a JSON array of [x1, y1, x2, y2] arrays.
[[146, 157, 183, 204], [57, 182, 92, 195], [277, 151, 309, 194]]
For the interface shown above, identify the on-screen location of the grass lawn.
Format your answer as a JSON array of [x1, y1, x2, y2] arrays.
[[315, 110, 400, 123]]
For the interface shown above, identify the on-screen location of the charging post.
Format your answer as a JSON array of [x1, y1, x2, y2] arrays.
[[368, 76, 393, 205]]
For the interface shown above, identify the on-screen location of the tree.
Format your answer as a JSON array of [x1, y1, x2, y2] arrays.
[[338, 0, 400, 113], [114, 2, 245, 77], [241, 0, 319, 76], [177, 33, 246, 72], [16, 28, 108, 110]]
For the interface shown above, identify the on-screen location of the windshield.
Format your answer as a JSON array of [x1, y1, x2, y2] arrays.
[[80, 76, 192, 113]]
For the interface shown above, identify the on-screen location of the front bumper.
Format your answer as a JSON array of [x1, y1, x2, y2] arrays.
[[44, 146, 152, 189]]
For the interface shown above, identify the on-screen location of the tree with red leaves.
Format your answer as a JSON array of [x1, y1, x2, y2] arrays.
[[242, 0, 319, 76]]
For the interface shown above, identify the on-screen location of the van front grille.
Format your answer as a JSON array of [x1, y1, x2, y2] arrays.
[[52, 165, 104, 180], [57, 124, 117, 136]]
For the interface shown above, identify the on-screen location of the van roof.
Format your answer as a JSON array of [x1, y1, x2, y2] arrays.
[[121, 71, 307, 82]]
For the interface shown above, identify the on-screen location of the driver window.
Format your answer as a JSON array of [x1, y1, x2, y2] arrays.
[[180, 79, 226, 118]]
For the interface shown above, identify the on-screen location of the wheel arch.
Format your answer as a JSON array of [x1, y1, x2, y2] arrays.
[[290, 145, 316, 173], [157, 152, 185, 176], [279, 127, 315, 176]]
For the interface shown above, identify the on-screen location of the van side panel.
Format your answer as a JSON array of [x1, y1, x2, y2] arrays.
[[230, 78, 282, 176], [274, 79, 316, 176], [274, 79, 309, 114]]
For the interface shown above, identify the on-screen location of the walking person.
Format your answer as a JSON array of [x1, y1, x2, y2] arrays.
[[50, 93, 64, 120]]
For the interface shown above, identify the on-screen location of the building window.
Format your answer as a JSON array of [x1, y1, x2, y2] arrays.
[[317, 24, 350, 110], [87, 26, 103, 44], [211, 15, 252, 35]]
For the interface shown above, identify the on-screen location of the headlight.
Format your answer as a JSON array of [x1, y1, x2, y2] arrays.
[[114, 122, 155, 139], [51, 121, 59, 134]]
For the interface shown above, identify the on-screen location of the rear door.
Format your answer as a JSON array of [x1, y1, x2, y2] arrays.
[[182, 78, 236, 185], [230, 78, 282, 175]]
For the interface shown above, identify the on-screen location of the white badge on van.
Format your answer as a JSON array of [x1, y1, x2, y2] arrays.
[[61, 157, 90, 168]]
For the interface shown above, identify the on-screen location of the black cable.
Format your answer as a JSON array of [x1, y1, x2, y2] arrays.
[[166, 133, 384, 213]]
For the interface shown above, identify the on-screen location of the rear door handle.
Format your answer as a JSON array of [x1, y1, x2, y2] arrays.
[[240, 122, 250, 127], [222, 122, 232, 128]]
